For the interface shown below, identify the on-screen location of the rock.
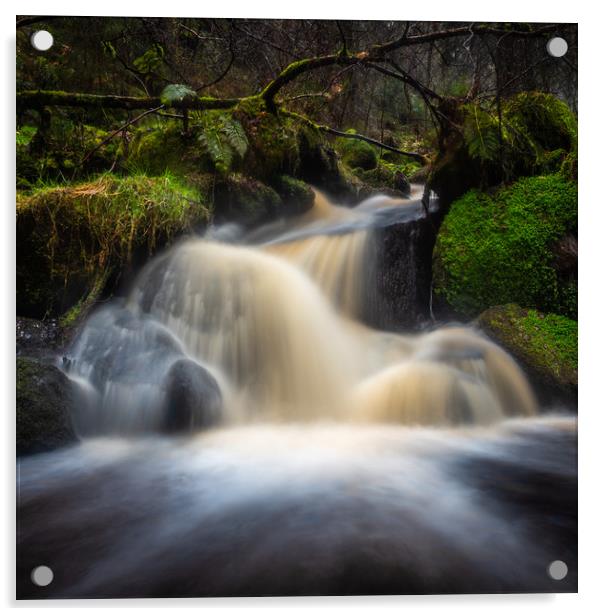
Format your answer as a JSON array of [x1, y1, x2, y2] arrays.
[[433, 175, 577, 319], [477, 304, 577, 404], [213, 173, 281, 226], [354, 162, 411, 199], [17, 358, 77, 456], [16, 317, 66, 361], [271, 175, 315, 217], [162, 359, 223, 433]]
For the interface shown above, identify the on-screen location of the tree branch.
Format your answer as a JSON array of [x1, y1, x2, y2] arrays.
[[282, 110, 426, 163], [17, 90, 241, 111]]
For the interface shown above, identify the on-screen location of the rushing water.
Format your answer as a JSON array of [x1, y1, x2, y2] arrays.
[[17, 186, 577, 597]]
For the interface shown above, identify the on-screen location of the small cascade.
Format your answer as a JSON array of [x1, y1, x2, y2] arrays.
[[64, 186, 537, 434]]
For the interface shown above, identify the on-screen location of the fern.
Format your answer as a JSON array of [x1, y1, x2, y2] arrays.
[[463, 106, 500, 162], [197, 113, 249, 174]]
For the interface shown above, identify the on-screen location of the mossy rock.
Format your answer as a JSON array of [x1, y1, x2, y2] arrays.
[[17, 173, 209, 318], [433, 174, 577, 319], [429, 92, 577, 206], [270, 175, 315, 216], [17, 357, 77, 456], [354, 160, 411, 197], [477, 304, 577, 395], [335, 133, 378, 171], [126, 122, 205, 176], [233, 98, 300, 180], [213, 173, 281, 225]]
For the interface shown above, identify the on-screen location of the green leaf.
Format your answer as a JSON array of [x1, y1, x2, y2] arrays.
[[160, 84, 197, 107]]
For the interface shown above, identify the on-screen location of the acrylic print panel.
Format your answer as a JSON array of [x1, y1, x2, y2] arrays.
[[16, 16, 578, 599]]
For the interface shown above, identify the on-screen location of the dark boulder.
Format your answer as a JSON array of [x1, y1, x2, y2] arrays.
[[162, 359, 223, 433], [17, 317, 66, 361], [17, 358, 77, 456]]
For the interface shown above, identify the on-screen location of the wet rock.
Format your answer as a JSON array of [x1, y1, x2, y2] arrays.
[[162, 359, 223, 433], [16, 317, 65, 361], [213, 173, 281, 226], [17, 357, 77, 456]]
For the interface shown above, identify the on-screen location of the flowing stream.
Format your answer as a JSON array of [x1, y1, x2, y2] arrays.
[[17, 186, 577, 597]]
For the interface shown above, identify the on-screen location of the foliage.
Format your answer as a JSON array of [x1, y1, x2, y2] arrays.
[[433, 174, 577, 318], [233, 98, 300, 179], [16, 173, 209, 318], [133, 44, 165, 75], [197, 111, 249, 175], [461, 92, 577, 181], [17, 118, 121, 187], [478, 304, 577, 388], [160, 84, 197, 106]]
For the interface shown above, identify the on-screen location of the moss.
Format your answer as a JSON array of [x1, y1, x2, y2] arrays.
[[127, 121, 207, 176], [430, 92, 577, 205], [335, 132, 378, 171], [232, 100, 300, 180], [354, 160, 411, 196], [17, 357, 77, 456], [213, 172, 281, 225], [17, 119, 121, 186], [17, 173, 209, 318], [478, 304, 577, 390], [433, 174, 577, 318], [270, 175, 315, 216]]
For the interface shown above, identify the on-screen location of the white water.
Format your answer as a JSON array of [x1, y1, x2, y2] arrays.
[[65, 188, 536, 433], [18, 187, 576, 598]]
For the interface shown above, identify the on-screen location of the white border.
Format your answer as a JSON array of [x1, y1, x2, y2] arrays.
[[3, 2, 600, 614]]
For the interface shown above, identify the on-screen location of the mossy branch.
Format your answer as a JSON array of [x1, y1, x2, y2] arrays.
[[17, 90, 241, 111], [282, 110, 426, 163]]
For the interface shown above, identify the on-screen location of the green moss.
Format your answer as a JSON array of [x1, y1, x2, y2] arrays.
[[233, 100, 300, 180], [478, 304, 577, 389], [335, 132, 378, 171], [430, 92, 577, 204], [126, 121, 206, 176], [213, 172, 281, 224], [270, 175, 315, 216], [354, 160, 410, 195], [17, 119, 121, 186], [17, 173, 209, 318], [433, 174, 577, 318]]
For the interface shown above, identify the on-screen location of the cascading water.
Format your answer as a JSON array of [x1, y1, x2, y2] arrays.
[[64, 186, 536, 431], [17, 185, 576, 598]]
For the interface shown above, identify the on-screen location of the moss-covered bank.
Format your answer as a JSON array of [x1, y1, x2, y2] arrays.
[[433, 174, 577, 319], [17, 173, 209, 319], [478, 304, 577, 396]]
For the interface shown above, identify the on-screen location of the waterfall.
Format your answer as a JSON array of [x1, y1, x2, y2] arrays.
[[65, 187, 537, 434]]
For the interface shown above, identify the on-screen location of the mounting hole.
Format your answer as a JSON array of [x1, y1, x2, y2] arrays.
[[30, 30, 54, 52], [546, 37, 568, 58], [547, 560, 568, 580], [31, 565, 54, 587]]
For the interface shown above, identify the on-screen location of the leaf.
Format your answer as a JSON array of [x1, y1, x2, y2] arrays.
[[160, 84, 197, 107]]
